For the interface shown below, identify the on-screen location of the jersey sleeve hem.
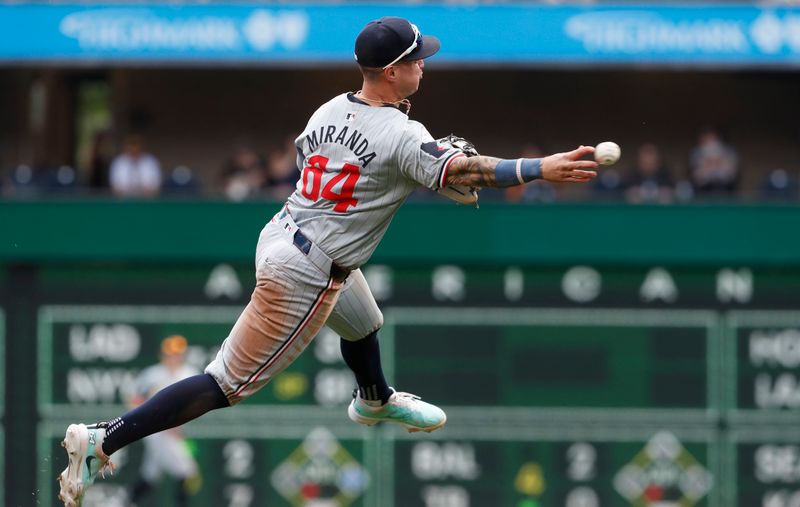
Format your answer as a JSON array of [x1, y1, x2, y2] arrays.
[[438, 152, 466, 189]]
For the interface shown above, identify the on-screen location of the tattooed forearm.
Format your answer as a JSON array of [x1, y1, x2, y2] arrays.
[[446, 156, 504, 188], [444, 145, 599, 189]]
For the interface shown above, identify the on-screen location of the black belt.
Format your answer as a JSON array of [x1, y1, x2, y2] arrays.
[[292, 229, 351, 282]]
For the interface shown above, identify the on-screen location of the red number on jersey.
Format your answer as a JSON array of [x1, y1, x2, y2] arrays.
[[321, 162, 360, 212], [301, 155, 326, 200], [301, 155, 361, 213]]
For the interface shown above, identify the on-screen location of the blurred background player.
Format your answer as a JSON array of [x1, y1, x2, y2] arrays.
[[127, 335, 200, 507]]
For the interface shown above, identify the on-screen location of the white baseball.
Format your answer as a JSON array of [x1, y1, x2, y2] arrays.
[[595, 141, 621, 166]]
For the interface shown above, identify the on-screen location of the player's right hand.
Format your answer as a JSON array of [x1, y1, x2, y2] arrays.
[[541, 145, 599, 183]]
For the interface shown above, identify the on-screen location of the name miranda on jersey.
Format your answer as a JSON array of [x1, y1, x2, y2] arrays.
[[306, 125, 377, 167]]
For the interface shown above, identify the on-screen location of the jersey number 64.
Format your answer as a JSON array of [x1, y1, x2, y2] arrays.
[[301, 155, 360, 213]]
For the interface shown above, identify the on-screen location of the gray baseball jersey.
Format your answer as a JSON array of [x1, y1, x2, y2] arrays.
[[206, 93, 462, 404], [286, 92, 464, 269]]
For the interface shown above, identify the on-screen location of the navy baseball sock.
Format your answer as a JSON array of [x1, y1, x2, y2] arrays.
[[340, 331, 391, 404], [102, 373, 229, 456]]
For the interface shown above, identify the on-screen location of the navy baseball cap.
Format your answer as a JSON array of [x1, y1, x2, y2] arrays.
[[355, 17, 441, 68]]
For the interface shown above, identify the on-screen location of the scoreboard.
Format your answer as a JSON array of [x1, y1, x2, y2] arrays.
[[37, 305, 720, 415], [729, 312, 800, 417], [39, 421, 719, 507], [388, 308, 716, 412], [38, 304, 380, 418], [15, 260, 800, 507]]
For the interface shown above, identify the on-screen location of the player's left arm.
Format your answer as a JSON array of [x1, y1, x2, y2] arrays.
[[446, 145, 598, 188]]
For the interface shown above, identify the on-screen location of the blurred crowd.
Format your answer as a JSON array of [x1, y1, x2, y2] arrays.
[[2, 126, 798, 204], [499, 126, 798, 204], [0, 133, 302, 202]]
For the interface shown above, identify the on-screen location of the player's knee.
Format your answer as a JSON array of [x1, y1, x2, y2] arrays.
[[356, 314, 383, 341], [358, 327, 382, 342]]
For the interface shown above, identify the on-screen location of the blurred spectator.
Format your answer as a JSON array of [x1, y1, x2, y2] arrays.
[[109, 134, 162, 198], [760, 168, 799, 201], [220, 141, 267, 201], [163, 165, 200, 196], [265, 133, 301, 200], [8, 164, 38, 196], [673, 179, 695, 203], [623, 143, 674, 204], [40, 165, 78, 194], [505, 144, 557, 203], [689, 127, 739, 196], [591, 165, 624, 201], [5, 163, 78, 196], [87, 130, 114, 192]]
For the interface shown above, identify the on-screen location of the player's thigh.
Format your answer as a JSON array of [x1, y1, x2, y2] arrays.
[[206, 235, 342, 404], [325, 268, 384, 341]]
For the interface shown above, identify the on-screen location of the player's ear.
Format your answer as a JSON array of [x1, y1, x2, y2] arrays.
[[383, 66, 398, 82]]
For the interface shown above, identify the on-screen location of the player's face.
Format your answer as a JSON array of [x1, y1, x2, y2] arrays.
[[394, 59, 424, 98]]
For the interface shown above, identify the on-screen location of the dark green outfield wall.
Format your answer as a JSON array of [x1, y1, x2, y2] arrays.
[[2, 199, 800, 506], [1, 199, 799, 266]]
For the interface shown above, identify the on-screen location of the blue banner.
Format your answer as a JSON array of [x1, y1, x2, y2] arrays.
[[0, 3, 799, 65]]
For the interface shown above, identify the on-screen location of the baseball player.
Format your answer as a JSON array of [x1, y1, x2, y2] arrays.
[[128, 335, 200, 507], [57, 16, 598, 506]]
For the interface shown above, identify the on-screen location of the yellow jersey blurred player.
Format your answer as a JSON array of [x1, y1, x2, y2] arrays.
[[128, 336, 200, 507]]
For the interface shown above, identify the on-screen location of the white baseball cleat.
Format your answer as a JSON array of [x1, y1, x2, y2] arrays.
[[348, 388, 447, 433], [57, 423, 115, 507]]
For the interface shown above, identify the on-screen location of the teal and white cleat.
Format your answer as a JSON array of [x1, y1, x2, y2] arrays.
[[57, 423, 115, 507], [348, 388, 447, 433]]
